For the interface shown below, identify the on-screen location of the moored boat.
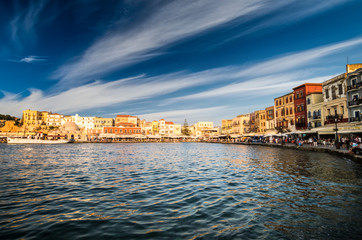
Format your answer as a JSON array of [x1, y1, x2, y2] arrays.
[[7, 137, 71, 144]]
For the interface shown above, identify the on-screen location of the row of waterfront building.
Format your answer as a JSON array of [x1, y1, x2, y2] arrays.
[[9, 110, 219, 140], [2, 63, 362, 141], [221, 64, 362, 138]]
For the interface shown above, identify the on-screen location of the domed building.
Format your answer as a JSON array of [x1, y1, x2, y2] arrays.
[[48, 121, 83, 140], [61, 122, 80, 132]]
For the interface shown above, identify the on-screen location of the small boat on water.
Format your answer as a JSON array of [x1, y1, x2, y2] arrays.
[[7, 137, 71, 144]]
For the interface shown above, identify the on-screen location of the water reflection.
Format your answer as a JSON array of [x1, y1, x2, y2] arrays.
[[0, 143, 361, 239]]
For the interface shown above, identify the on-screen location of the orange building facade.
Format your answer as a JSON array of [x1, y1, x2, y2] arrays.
[[103, 126, 141, 135]]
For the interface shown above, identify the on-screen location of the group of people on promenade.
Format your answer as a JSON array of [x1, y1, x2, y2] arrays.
[[214, 135, 362, 154], [268, 136, 360, 149]]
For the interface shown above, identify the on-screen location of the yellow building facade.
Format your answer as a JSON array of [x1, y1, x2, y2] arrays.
[[192, 122, 218, 137], [322, 73, 348, 125], [274, 92, 295, 132], [115, 115, 138, 126], [94, 117, 114, 133], [152, 120, 159, 135], [22, 109, 42, 127], [221, 119, 233, 134], [306, 93, 324, 128], [231, 114, 250, 135], [255, 110, 266, 134]]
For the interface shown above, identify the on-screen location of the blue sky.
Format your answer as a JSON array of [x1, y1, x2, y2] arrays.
[[1, 0, 362, 125]]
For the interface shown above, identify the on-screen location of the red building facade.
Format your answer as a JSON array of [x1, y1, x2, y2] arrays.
[[293, 83, 322, 130]]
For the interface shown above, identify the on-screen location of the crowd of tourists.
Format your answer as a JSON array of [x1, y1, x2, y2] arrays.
[[249, 135, 362, 154]]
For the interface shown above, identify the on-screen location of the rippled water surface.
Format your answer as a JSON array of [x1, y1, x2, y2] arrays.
[[1, 143, 362, 239]]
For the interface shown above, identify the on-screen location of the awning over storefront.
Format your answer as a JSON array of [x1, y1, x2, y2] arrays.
[[295, 130, 318, 134], [135, 135, 147, 139], [264, 134, 286, 137], [146, 135, 161, 139], [243, 133, 256, 137], [99, 133, 136, 138], [117, 135, 135, 138], [230, 134, 242, 138]]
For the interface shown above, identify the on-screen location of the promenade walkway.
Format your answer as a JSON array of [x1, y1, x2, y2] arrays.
[[221, 141, 362, 163]]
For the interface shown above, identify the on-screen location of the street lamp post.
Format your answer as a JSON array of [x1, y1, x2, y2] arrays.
[[333, 114, 340, 149]]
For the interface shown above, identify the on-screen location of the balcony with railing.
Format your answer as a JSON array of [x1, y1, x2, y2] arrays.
[[349, 117, 361, 122], [232, 122, 239, 126], [348, 99, 362, 107], [347, 82, 362, 91], [324, 114, 348, 125]]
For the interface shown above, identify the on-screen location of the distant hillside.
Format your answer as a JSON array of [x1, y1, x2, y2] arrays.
[[0, 114, 21, 127], [0, 114, 18, 121]]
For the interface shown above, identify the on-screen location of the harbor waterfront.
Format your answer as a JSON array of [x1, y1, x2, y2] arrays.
[[1, 143, 361, 239]]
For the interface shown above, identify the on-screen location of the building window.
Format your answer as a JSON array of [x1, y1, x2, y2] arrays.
[[352, 78, 357, 86], [296, 92, 299, 99], [290, 107, 293, 114], [338, 84, 343, 95], [286, 108, 289, 115], [300, 90, 303, 97], [286, 97, 288, 103], [301, 104, 305, 111], [332, 86, 337, 100], [308, 111, 311, 118], [105, 129, 108, 133], [307, 98, 311, 104], [325, 89, 329, 99], [354, 110, 360, 120]]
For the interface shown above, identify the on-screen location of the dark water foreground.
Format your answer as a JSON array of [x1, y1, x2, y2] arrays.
[[0, 143, 361, 240]]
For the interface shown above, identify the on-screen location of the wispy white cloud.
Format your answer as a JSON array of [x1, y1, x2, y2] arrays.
[[52, 0, 350, 87], [2, 36, 362, 123], [138, 106, 227, 123], [8, 55, 47, 64], [0, 71, 222, 117], [231, 37, 362, 79], [52, 0, 296, 86], [164, 36, 362, 103], [9, 0, 48, 49], [222, 0, 348, 44], [169, 74, 334, 103]]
